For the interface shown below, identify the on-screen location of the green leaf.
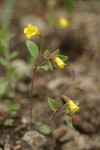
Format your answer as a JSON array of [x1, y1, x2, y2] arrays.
[[48, 98, 58, 112], [8, 51, 18, 60], [40, 65, 49, 71], [0, 58, 8, 67], [0, 81, 8, 95], [7, 100, 13, 111], [6, 87, 14, 98], [54, 49, 60, 55], [44, 50, 49, 59], [13, 103, 20, 110], [4, 119, 14, 126], [10, 111, 17, 116], [26, 40, 39, 61], [7, 100, 20, 114], [37, 124, 51, 135], [7, 66, 17, 80], [68, 111, 74, 116], [48, 60, 53, 70], [58, 55, 69, 61], [74, 100, 79, 106], [63, 103, 68, 110], [65, 115, 73, 127]]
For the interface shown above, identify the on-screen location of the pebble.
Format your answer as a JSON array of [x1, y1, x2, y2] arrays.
[[22, 130, 47, 150], [53, 125, 79, 143], [11, 59, 31, 78]]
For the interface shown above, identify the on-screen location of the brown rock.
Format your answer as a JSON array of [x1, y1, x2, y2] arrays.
[[22, 130, 47, 150]]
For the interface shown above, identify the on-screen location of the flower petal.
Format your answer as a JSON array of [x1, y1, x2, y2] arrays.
[[26, 34, 31, 39], [24, 28, 28, 34], [68, 100, 79, 113], [54, 57, 65, 68], [35, 26, 40, 35], [31, 31, 36, 35], [28, 24, 33, 28]]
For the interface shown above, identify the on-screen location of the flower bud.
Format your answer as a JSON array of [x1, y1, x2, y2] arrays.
[[59, 17, 69, 29], [68, 100, 79, 113], [54, 57, 66, 68]]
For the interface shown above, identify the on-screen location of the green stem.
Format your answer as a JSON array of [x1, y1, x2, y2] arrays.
[[29, 36, 44, 130], [36, 36, 44, 65], [29, 66, 36, 129]]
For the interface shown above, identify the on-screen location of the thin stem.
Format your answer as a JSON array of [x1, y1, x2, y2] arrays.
[[29, 36, 44, 130], [33, 111, 57, 130], [29, 66, 36, 129], [46, 111, 57, 124], [36, 36, 44, 65]]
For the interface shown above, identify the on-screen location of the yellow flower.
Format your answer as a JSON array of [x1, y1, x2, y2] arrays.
[[24, 24, 40, 39], [59, 17, 69, 29], [68, 100, 79, 113], [54, 57, 66, 68]]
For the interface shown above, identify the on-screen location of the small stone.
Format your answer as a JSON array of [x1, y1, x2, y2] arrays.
[[47, 78, 69, 91], [17, 82, 28, 93], [13, 141, 21, 150], [53, 125, 68, 140], [4, 143, 11, 150], [62, 141, 79, 150], [22, 130, 47, 150], [11, 59, 31, 78], [53, 125, 79, 143]]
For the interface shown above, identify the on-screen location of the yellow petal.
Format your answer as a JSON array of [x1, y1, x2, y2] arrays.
[[68, 100, 79, 113], [59, 64, 65, 68], [26, 34, 31, 39], [32, 26, 40, 35], [28, 24, 33, 28], [31, 31, 36, 36], [54, 57, 65, 68], [24, 28, 28, 34]]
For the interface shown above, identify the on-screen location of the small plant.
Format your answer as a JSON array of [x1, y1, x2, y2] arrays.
[[0, 29, 21, 126], [4, 100, 20, 126], [0, 28, 19, 98], [24, 23, 79, 129], [0, 0, 18, 98], [0, 0, 20, 126]]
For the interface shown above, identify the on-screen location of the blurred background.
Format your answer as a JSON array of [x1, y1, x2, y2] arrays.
[[0, 0, 100, 150]]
